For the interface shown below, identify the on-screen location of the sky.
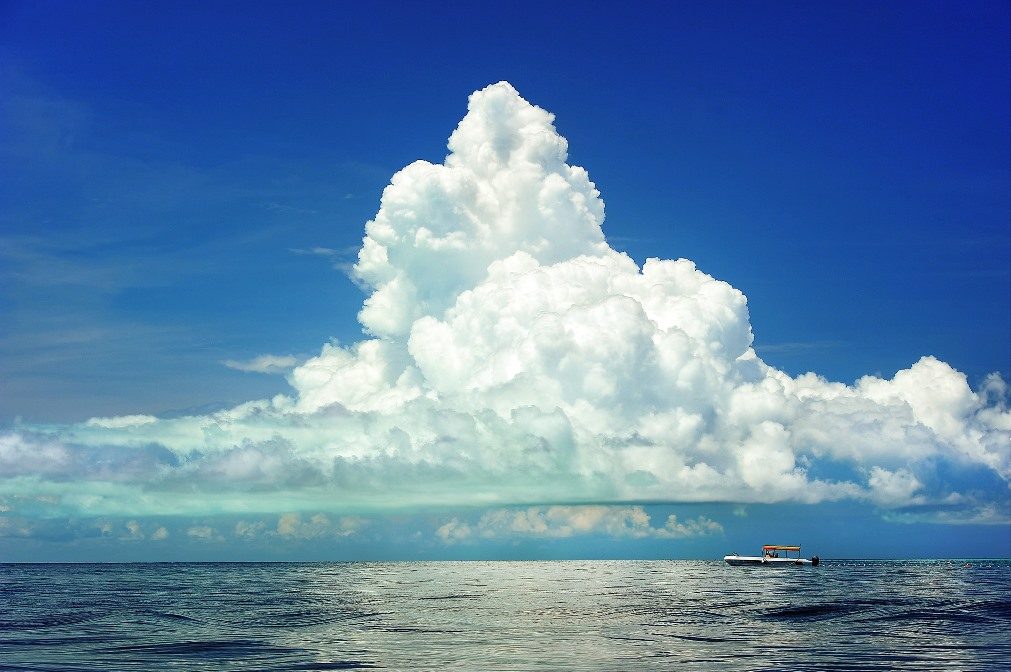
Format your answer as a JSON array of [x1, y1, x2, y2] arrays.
[[0, 1, 1008, 561]]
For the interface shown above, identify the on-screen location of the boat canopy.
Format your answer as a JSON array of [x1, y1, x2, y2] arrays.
[[762, 545, 801, 551]]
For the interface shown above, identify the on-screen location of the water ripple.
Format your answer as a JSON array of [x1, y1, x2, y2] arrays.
[[0, 560, 1008, 671]]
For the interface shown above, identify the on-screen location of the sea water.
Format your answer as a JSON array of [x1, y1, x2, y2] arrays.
[[1, 560, 1008, 670]]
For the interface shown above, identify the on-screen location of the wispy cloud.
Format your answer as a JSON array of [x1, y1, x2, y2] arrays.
[[288, 246, 344, 257], [288, 244, 360, 274], [754, 340, 846, 354], [266, 202, 319, 216], [85, 415, 158, 429], [0, 73, 334, 421], [222, 354, 299, 374], [881, 502, 1011, 526]]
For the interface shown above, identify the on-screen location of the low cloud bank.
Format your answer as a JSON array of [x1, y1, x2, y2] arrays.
[[436, 506, 723, 544], [1, 83, 1008, 526]]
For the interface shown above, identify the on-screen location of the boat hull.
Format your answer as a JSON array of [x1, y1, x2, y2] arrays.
[[724, 555, 818, 566]]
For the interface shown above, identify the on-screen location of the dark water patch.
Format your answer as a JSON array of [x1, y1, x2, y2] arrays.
[[288, 663, 382, 670], [964, 598, 1011, 619], [102, 639, 300, 657], [241, 608, 368, 629], [605, 634, 657, 643], [760, 602, 865, 621], [658, 633, 729, 643], [0, 635, 110, 648], [0, 665, 97, 672], [137, 608, 199, 623], [859, 607, 990, 624], [0, 611, 102, 630]]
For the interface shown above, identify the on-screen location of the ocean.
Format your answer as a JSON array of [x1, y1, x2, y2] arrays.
[[1, 560, 1008, 671]]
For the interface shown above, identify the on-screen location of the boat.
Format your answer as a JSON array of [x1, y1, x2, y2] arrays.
[[724, 545, 820, 566]]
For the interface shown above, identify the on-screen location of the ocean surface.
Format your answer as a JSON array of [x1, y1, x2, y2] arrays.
[[1, 560, 1008, 671]]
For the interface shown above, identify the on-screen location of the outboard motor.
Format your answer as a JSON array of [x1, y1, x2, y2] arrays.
[[812, 555, 820, 566]]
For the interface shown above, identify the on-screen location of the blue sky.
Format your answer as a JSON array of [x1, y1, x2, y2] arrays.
[[1, 1, 1008, 560]]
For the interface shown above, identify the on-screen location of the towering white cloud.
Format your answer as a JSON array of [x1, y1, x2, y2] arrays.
[[354, 82, 608, 339], [1, 82, 1008, 525]]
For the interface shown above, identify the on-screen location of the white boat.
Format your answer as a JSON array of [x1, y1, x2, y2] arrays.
[[724, 545, 820, 566]]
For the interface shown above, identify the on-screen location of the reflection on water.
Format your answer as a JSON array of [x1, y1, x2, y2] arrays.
[[1, 560, 1008, 670]]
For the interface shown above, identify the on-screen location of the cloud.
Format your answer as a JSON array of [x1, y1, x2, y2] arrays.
[[234, 520, 267, 539], [166, 439, 325, 491], [277, 512, 330, 539], [0, 516, 34, 538], [122, 520, 144, 540], [85, 415, 159, 429], [867, 467, 925, 507], [186, 525, 223, 541], [754, 341, 845, 354], [276, 513, 363, 540], [435, 518, 473, 543], [1, 82, 1008, 526], [882, 503, 1011, 526], [0, 515, 175, 543], [0, 431, 176, 482], [266, 202, 318, 216], [223, 355, 299, 374], [436, 506, 723, 543], [288, 246, 360, 274], [229, 514, 365, 541]]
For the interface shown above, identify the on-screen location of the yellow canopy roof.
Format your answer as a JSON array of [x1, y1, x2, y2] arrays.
[[763, 545, 801, 551]]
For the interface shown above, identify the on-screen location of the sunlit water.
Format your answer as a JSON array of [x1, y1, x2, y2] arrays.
[[1, 560, 1008, 670]]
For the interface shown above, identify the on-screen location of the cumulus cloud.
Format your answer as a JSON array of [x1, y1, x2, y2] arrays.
[[233, 520, 265, 539], [1, 82, 1008, 526], [122, 520, 144, 540], [437, 506, 723, 543], [187, 525, 222, 541], [435, 518, 474, 543], [276, 513, 363, 540], [867, 467, 925, 507], [223, 354, 299, 374], [277, 512, 330, 539], [0, 515, 176, 542], [0, 516, 34, 538]]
